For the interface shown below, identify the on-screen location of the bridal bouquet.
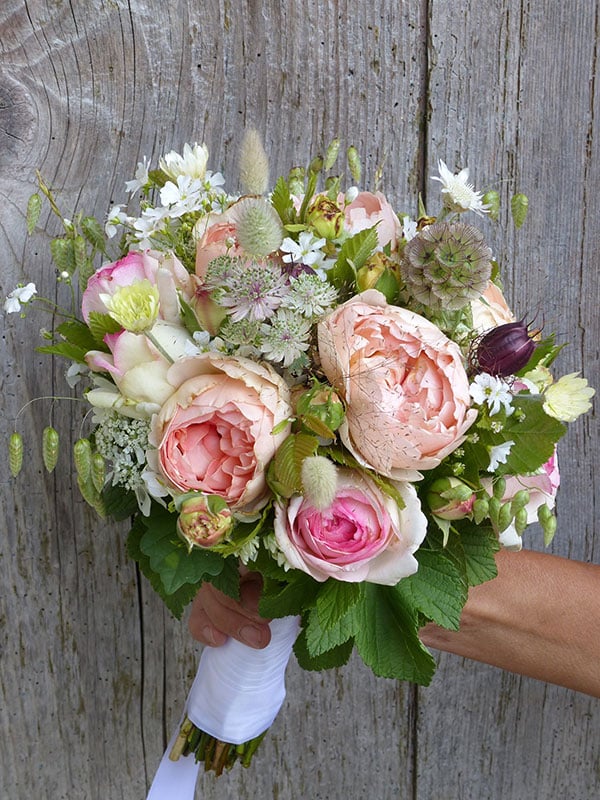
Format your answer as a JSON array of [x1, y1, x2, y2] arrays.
[[6, 133, 593, 786]]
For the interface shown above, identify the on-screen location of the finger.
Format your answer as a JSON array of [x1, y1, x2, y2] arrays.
[[189, 581, 271, 649], [188, 587, 229, 647]]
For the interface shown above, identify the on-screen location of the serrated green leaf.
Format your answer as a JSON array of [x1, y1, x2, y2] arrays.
[[305, 602, 359, 656], [50, 237, 76, 275], [139, 507, 224, 595], [293, 625, 354, 671], [271, 176, 296, 226], [511, 193, 529, 229], [315, 579, 362, 630], [331, 227, 378, 289], [259, 571, 320, 618], [204, 556, 240, 601], [56, 319, 98, 352], [501, 396, 566, 475], [396, 548, 467, 630], [127, 516, 198, 618], [102, 483, 139, 520], [87, 311, 123, 345], [36, 341, 88, 363], [354, 583, 436, 684], [458, 521, 499, 586], [26, 193, 42, 234]]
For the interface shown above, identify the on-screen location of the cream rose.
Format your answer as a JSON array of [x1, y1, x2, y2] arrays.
[[151, 354, 292, 512], [318, 290, 476, 475], [470, 281, 515, 333]]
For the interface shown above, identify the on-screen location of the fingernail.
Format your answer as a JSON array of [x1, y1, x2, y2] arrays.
[[201, 626, 217, 645], [240, 624, 265, 648]]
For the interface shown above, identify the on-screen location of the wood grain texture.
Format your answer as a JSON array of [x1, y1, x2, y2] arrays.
[[0, 1, 598, 798]]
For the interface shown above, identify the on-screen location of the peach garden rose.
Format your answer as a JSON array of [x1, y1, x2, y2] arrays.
[[150, 353, 292, 513], [318, 290, 477, 476]]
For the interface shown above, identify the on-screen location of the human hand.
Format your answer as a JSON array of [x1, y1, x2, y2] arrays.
[[188, 571, 271, 650]]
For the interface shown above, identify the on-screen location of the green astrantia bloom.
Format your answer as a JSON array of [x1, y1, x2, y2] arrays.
[[100, 279, 160, 332]]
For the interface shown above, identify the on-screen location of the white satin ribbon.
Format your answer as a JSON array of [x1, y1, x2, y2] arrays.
[[147, 615, 300, 799]]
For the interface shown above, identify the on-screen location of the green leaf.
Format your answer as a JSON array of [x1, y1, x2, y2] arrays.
[[37, 341, 88, 363], [179, 296, 203, 335], [330, 227, 378, 289], [26, 193, 42, 234], [315, 580, 362, 630], [259, 571, 320, 618], [50, 237, 77, 275], [139, 506, 224, 595], [354, 583, 436, 684], [87, 311, 123, 345], [102, 483, 139, 521], [204, 556, 240, 601], [56, 319, 98, 352], [396, 548, 467, 631], [127, 516, 197, 619], [502, 396, 566, 474], [293, 625, 354, 671], [305, 601, 359, 656], [511, 193, 529, 229], [458, 521, 499, 586], [271, 176, 296, 226]]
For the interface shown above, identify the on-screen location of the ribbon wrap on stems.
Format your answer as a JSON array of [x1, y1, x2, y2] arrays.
[[147, 615, 301, 799]]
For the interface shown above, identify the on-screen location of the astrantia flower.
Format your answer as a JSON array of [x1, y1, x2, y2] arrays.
[[543, 372, 595, 422], [470, 373, 514, 416], [281, 272, 338, 318], [217, 259, 289, 322], [488, 440, 514, 471], [259, 309, 311, 366], [402, 220, 492, 311], [4, 282, 37, 313], [432, 159, 490, 216]]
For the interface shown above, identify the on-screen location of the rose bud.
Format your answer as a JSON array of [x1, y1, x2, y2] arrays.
[[427, 477, 475, 520], [306, 196, 345, 240], [473, 319, 537, 377], [295, 381, 345, 435], [356, 252, 401, 303], [176, 494, 233, 550]]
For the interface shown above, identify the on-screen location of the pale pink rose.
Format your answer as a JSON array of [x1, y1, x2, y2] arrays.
[[195, 208, 244, 278], [470, 281, 515, 333], [483, 451, 560, 550], [86, 321, 194, 411], [274, 469, 427, 585], [82, 250, 188, 325], [342, 191, 402, 251], [318, 290, 477, 476], [151, 354, 292, 512]]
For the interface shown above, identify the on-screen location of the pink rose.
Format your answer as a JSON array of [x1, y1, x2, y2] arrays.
[[342, 191, 402, 251], [470, 281, 515, 334], [151, 354, 292, 512], [195, 207, 244, 278], [82, 250, 188, 325], [318, 290, 476, 476], [274, 469, 427, 585]]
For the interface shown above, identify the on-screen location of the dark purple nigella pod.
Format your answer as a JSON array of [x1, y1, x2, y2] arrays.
[[472, 319, 537, 376]]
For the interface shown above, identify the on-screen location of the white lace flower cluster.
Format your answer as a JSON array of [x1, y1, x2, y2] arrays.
[[94, 411, 151, 494]]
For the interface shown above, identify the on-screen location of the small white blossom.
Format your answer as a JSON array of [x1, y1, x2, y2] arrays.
[[432, 159, 489, 216], [105, 204, 129, 238], [159, 175, 205, 215], [470, 373, 514, 416], [125, 156, 150, 194], [401, 215, 418, 242], [488, 440, 514, 471], [65, 362, 89, 388], [281, 231, 327, 267], [4, 283, 37, 313]]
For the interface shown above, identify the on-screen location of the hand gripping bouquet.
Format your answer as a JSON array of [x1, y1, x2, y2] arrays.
[[6, 133, 594, 793]]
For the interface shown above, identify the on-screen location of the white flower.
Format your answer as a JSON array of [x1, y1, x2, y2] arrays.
[[4, 283, 37, 313], [65, 362, 89, 388], [159, 175, 205, 215], [281, 231, 327, 267], [432, 159, 489, 216], [105, 205, 129, 238], [125, 156, 150, 194], [159, 142, 209, 181], [259, 309, 311, 366], [470, 373, 514, 416], [401, 215, 418, 241], [281, 273, 338, 318], [488, 440, 514, 471], [132, 206, 170, 247]]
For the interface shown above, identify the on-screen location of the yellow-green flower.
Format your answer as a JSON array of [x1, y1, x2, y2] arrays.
[[100, 279, 160, 332], [543, 372, 595, 422]]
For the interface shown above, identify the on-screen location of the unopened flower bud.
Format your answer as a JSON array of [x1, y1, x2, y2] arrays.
[[427, 477, 475, 520], [306, 196, 345, 240], [356, 253, 401, 303], [295, 382, 345, 435], [474, 319, 537, 377], [176, 494, 233, 550]]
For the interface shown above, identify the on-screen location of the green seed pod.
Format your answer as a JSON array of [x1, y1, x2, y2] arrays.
[[497, 501, 514, 533], [308, 155, 324, 175], [9, 432, 24, 478], [288, 166, 305, 196], [324, 138, 340, 171], [73, 438, 92, 482], [347, 146, 362, 184], [514, 507, 529, 536], [537, 503, 554, 524], [542, 513, 558, 546], [488, 496, 501, 525], [77, 474, 98, 509], [472, 497, 489, 524], [481, 190, 500, 221], [42, 426, 60, 473], [26, 192, 42, 235], [492, 476, 506, 499], [511, 193, 529, 229], [510, 489, 530, 512], [91, 453, 106, 493]]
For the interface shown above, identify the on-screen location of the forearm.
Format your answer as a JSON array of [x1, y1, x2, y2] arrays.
[[421, 548, 600, 698]]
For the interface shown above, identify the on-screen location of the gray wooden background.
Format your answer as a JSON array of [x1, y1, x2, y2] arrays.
[[1, 2, 598, 798]]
